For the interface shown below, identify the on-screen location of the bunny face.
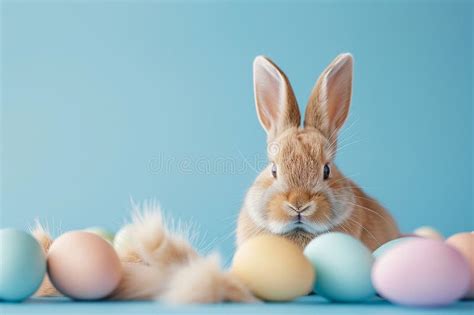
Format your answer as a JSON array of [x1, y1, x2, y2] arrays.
[[247, 127, 355, 236], [243, 53, 356, 239]]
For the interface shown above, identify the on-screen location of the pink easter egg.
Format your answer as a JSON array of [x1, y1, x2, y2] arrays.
[[372, 238, 470, 307], [48, 231, 122, 300]]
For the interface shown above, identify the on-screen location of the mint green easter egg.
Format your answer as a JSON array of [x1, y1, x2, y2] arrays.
[[0, 229, 46, 301], [304, 232, 375, 302]]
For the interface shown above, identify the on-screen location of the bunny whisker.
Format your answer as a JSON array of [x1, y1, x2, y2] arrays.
[[329, 173, 361, 185], [344, 216, 382, 247], [339, 199, 395, 228], [333, 139, 363, 155], [327, 123, 359, 153], [337, 221, 351, 235]]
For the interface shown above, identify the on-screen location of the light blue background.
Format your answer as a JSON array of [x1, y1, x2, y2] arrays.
[[1, 0, 472, 260]]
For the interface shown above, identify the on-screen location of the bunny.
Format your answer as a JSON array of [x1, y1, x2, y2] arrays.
[[236, 53, 399, 251]]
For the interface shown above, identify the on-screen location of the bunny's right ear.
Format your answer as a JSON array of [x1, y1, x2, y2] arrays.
[[304, 53, 353, 140], [253, 56, 300, 140]]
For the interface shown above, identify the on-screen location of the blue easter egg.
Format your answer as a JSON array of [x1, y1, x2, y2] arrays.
[[0, 229, 46, 301], [372, 236, 418, 258], [304, 232, 375, 302]]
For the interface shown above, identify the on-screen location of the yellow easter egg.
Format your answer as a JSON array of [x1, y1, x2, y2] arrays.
[[414, 226, 444, 241], [231, 235, 315, 301]]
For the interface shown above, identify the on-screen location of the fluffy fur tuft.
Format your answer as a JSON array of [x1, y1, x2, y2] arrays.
[[161, 254, 258, 304], [33, 201, 256, 304], [111, 202, 199, 300]]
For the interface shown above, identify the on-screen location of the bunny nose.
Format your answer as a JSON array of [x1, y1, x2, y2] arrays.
[[288, 190, 311, 210], [288, 204, 310, 213]]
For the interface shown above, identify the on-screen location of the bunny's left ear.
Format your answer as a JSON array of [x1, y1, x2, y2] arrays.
[[304, 53, 353, 139]]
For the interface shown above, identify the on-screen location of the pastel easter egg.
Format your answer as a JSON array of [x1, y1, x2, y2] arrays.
[[304, 232, 375, 302], [0, 229, 46, 301], [373, 236, 418, 258], [84, 227, 115, 243], [47, 231, 122, 300], [413, 226, 444, 240], [446, 232, 474, 299], [113, 224, 137, 256], [231, 235, 315, 301], [372, 238, 470, 306]]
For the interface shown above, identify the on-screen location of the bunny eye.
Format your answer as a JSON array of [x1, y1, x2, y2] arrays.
[[271, 163, 277, 179], [323, 164, 330, 180]]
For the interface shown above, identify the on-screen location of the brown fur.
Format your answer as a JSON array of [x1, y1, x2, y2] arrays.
[[237, 54, 399, 251]]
